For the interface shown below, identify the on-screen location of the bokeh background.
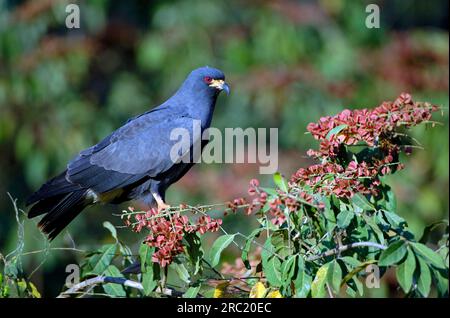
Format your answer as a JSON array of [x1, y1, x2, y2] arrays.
[[0, 0, 448, 297]]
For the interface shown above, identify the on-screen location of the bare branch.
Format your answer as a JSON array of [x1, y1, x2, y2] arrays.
[[306, 241, 387, 262], [57, 276, 183, 298]]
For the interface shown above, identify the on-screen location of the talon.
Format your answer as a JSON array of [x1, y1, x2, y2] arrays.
[[157, 201, 171, 211], [152, 192, 170, 211]]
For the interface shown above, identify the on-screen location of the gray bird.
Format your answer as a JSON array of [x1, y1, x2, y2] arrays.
[[26, 66, 230, 240]]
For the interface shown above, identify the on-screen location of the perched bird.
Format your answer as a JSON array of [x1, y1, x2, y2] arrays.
[[26, 66, 230, 240]]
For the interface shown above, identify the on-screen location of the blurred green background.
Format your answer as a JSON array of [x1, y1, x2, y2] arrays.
[[0, 0, 448, 297]]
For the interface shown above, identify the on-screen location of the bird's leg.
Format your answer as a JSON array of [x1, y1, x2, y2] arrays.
[[151, 192, 171, 211]]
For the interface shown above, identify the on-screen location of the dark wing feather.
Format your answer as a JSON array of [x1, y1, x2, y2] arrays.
[[26, 171, 81, 205], [68, 160, 145, 193], [66, 109, 195, 193]]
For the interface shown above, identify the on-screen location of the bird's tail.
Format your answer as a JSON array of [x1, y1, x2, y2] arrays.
[[27, 172, 90, 240], [26, 171, 79, 206]]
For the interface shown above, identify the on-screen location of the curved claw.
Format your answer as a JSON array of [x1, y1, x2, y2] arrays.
[[152, 192, 170, 211]]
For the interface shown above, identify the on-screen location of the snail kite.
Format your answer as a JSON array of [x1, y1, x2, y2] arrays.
[[26, 66, 230, 240]]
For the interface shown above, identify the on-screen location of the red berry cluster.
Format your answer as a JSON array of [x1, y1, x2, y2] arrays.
[[291, 161, 384, 198], [306, 93, 438, 158], [292, 93, 438, 198], [226, 179, 289, 225], [130, 208, 222, 267], [245, 179, 314, 225], [226, 179, 268, 217]]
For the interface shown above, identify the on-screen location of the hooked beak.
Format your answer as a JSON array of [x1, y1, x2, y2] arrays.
[[209, 79, 230, 95]]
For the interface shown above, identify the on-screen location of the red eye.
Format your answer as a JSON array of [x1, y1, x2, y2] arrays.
[[203, 76, 213, 84]]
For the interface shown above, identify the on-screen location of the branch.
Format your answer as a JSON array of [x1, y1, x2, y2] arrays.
[[57, 276, 183, 298], [306, 241, 387, 262]]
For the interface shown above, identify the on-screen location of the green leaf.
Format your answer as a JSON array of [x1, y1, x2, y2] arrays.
[[209, 234, 236, 268], [322, 199, 337, 233], [384, 186, 397, 212], [347, 276, 364, 297], [326, 124, 347, 140], [172, 262, 191, 284], [271, 231, 290, 258], [260, 187, 278, 196], [273, 172, 288, 193], [378, 240, 407, 267], [103, 221, 118, 242], [242, 228, 263, 270], [261, 236, 286, 288], [28, 282, 41, 298], [351, 193, 375, 211], [341, 260, 376, 288], [327, 260, 343, 294], [311, 263, 329, 298], [419, 221, 447, 244], [341, 259, 369, 297], [375, 210, 391, 230], [294, 256, 312, 298], [281, 255, 296, 285], [264, 257, 282, 287], [261, 237, 273, 266], [184, 232, 204, 275], [119, 243, 133, 266], [416, 256, 432, 297], [337, 209, 354, 229], [346, 286, 357, 298], [87, 244, 117, 275], [139, 243, 154, 273], [142, 265, 157, 296], [17, 279, 27, 294], [433, 268, 449, 297], [411, 242, 446, 269], [183, 284, 201, 298], [383, 210, 407, 228], [103, 265, 126, 297], [396, 248, 416, 293], [340, 256, 362, 268], [362, 214, 385, 245]]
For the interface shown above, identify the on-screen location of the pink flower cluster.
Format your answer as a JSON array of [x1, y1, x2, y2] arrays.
[[293, 93, 438, 198], [130, 208, 222, 267], [306, 93, 438, 159], [227, 179, 288, 225], [245, 179, 310, 225], [291, 161, 383, 198]]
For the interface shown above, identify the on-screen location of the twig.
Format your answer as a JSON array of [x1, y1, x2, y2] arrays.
[[5, 193, 25, 261], [57, 276, 183, 298], [235, 232, 283, 260], [326, 283, 334, 298], [11, 247, 86, 259], [202, 259, 225, 279], [192, 206, 243, 250], [305, 232, 332, 256], [307, 241, 387, 262]]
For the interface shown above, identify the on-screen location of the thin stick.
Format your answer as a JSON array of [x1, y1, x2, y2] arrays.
[[57, 276, 183, 298], [307, 241, 387, 262]]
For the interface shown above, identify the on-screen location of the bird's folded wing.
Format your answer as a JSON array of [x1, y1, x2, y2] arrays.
[[66, 115, 197, 193]]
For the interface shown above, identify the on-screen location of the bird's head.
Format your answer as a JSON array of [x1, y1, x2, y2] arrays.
[[186, 66, 230, 96]]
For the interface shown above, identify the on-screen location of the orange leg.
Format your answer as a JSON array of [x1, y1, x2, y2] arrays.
[[152, 192, 171, 211]]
